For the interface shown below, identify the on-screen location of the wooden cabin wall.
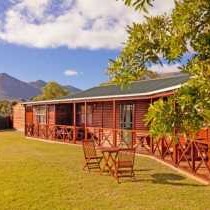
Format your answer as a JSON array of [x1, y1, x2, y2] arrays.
[[32, 106, 37, 124], [116, 103, 120, 129], [134, 99, 150, 130], [91, 103, 103, 127], [102, 102, 113, 128], [90, 102, 113, 128], [30, 104, 72, 125], [25, 106, 33, 125], [26, 98, 153, 130], [13, 103, 25, 131], [115, 100, 150, 130], [48, 105, 56, 125], [90, 100, 151, 130], [55, 104, 73, 125]]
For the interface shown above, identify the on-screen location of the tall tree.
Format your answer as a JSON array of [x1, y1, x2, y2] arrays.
[[110, 0, 210, 140], [109, 0, 210, 85], [33, 82, 70, 101]]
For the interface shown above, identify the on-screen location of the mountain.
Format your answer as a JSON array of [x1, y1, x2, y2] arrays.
[[64, 85, 81, 94], [29, 80, 81, 94], [0, 73, 81, 101], [29, 80, 47, 90], [0, 73, 40, 100]]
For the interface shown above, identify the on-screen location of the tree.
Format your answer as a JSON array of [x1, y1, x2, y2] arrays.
[[109, 0, 210, 85], [110, 0, 210, 140], [144, 98, 177, 140], [33, 82, 70, 101], [122, 0, 154, 12], [0, 100, 14, 117]]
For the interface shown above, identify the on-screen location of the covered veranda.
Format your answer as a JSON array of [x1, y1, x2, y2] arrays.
[[23, 75, 210, 182]]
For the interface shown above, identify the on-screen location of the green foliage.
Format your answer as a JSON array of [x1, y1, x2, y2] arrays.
[[33, 82, 70, 101], [122, 0, 154, 12], [110, 0, 210, 85], [113, 0, 210, 140], [145, 85, 209, 141], [145, 78, 209, 141], [0, 101, 13, 117], [144, 99, 176, 140]]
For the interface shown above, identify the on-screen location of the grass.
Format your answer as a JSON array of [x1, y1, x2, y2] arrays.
[[0, 131, 210, 210]]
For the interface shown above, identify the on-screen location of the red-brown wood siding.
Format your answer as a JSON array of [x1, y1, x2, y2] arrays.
[[92, 103, 103, 127], [55, 104, 72, 125], [48, 105, 56, 125], [115, 100, 149, 130], [13, 103, 25, 131], [102, 102, 113, 128], [25, 106, 33, 125], [134, 100, 150, 130]]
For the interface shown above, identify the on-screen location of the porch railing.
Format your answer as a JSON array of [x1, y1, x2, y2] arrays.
[[25, 123, 210, 179]]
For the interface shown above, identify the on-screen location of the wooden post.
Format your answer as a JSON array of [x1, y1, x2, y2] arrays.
[[24, 105, 27, 136], [191, 141, 196, 173], [150, 97, 154, 154], [54, 104, 56, 124], [132, 102, 135, 149], [53, 104, 56, 139], [113, 100, 116, 146], [73, 103, 76, 143], [45, 104, 48, 139], [172, 93, 178, 165], [173, 143, 178, 166], [100, 102, 104, 146], [84, 101, 87, 140], [161, 138, 165, 159]]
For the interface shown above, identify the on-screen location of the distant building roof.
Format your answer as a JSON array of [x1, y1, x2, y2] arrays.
[[23, 74, 189, 105]]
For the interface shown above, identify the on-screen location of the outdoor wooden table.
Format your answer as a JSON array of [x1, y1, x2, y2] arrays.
[[100, 147, 120, 177]]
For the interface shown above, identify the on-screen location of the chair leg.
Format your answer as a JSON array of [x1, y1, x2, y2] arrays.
[[83, 163, 90, 172], [132, 171, 135, 181], [83, 163, 87, 170], [115, 171, 120, 184]]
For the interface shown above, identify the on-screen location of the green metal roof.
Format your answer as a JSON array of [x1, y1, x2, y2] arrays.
[[68, 74, 189, 99], [23, 74, 189, 105]]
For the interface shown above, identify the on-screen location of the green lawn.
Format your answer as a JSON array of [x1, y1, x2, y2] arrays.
[[0, 131, 210, 210]]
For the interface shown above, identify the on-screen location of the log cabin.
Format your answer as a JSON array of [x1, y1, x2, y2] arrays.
[[23, 74, 210, 181]]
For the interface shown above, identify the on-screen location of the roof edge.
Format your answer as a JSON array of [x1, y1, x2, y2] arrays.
[[22, 84, 182, 105]]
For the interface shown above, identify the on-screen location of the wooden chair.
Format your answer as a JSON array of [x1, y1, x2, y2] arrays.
[[82, 140, 102, 172], [114, 148, 135, 183]]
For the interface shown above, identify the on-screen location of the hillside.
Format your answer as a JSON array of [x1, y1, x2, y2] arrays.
[[0, 73, 81, 101], [0, 73, 40, 100], [29, 80, 81, 94]]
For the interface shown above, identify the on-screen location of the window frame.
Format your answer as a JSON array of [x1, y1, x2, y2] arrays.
[[35, 106, 47, 124]]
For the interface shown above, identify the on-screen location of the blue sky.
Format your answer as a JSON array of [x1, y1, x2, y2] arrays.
[[0, 0, 176, 90], [0, 43, 119, 90]]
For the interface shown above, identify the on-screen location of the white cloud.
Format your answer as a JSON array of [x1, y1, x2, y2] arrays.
[[64, 69, 79, 76], [150, 63, 181, 73], [0, 0, 175, 49]]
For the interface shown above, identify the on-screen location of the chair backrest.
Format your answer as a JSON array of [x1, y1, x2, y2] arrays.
[[82, 140, 97, 159], [117, 148, 135, 168]]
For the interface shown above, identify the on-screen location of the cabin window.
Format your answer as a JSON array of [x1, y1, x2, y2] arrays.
[[77, 105, 85, 126], [120, 104, 134, 130], [35, 106, 46, 124], [120, 104, 134, 144], [76, 104, 92, 126]]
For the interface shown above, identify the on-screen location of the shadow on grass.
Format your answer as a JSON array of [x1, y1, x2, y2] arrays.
[[0, 129, 16, 132], [134, 168, 153, 175], [131, 172, 203, 187]]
